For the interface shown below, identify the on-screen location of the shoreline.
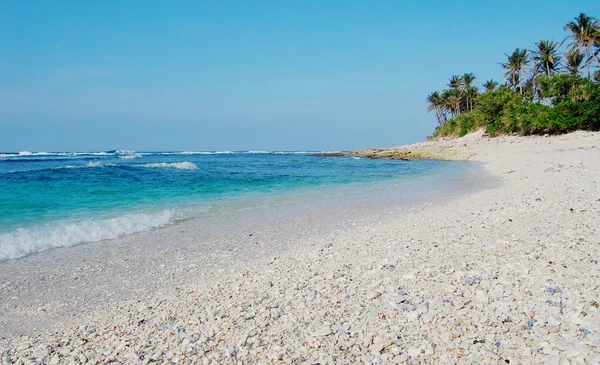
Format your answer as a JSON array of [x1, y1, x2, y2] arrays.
[[0, 160, 486, 336], [1, 131, 599, 364]]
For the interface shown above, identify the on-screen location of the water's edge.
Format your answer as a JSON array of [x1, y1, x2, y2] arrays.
[[0, 161, 498, 336]]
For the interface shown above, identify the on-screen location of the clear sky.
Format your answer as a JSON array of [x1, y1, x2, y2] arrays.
[[0, 1, 597, 152]]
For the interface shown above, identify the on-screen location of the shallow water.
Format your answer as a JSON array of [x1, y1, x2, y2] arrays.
[[0, 154, 493, 336], [1, 150, 477, 260]]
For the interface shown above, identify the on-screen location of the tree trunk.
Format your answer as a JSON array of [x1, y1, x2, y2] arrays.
[[591, 51, 600, 74], [519, 75, 523, 95], [586, 46, 591, 79]]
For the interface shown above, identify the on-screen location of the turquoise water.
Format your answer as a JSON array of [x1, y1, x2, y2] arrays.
[[0, 150, 464, 260]]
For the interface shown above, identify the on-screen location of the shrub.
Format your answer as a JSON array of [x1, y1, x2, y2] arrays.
[[433, 75, 600, 139]]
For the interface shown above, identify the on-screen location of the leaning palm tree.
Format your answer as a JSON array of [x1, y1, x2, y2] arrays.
[[532, 40, 562, 77], [426, 91, 447, 126], [564, 13, 600, 78], [564, 50, 585, 76], [501, 48, 530, 94], [483, 79, 499, 92]]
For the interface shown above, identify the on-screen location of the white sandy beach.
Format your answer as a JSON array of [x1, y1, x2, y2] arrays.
[[1, 131, 599, 364]]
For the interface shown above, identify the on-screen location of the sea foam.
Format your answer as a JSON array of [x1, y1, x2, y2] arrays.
[[141, 162, 198, 170], [118, 154, 142, 160], [0, 210, 175, 261]]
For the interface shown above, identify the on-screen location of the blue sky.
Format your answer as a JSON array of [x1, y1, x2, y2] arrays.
[[0, 1, 597, 151]]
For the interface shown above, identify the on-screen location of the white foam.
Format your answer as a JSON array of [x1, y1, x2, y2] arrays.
[[245, 151, 270, 154], [179, 151, 214, 155], [118, 154, 141, 160], [18, 151, 32, 156], [0, 210, 175, 261], [61, 162, 115, 169], [83, 152, 109, 156], [274, 151, 311, 155], [141, 162, 198, 170], [87, 161, 114, 168]]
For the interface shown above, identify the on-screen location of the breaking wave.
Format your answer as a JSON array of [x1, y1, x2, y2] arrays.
[[141, 162, 198, 170], [0, 210, 175, 261]]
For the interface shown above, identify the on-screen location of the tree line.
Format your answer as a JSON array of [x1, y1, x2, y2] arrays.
[[427, 13, 600, 137]]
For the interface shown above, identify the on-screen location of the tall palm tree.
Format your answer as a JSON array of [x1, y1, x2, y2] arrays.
[[532, 40, 562, 77], [426, 91, 446, 126], [501, 48, 530, 94], [462, 73, 476, 88], [464, 86, 479, 112], [565, 50, 585, 76], [483, 79, 499, 92], [460, 73, 476, 110], [564, 13, 600, 78], [441, 89, 461, 118], [461, 73, 477, 112], [448, 75, 463, 90]]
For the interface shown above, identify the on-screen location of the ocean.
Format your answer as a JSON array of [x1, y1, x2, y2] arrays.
[[0, 150, 474, 261]]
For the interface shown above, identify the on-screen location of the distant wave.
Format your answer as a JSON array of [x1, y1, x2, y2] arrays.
[[63, 162, 116, 169], [179, 151, 215, 155], [0, 210, 175, 261], [274, 151, 311, 155], [1, 150, 323, 159], [141, 162, 198, 170], [118, 154, 141, 160], [145, 151, 231, 156], [0, 150, 134, 159]]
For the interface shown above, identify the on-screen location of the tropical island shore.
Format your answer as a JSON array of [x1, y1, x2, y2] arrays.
[[1, 131, 599, 364]]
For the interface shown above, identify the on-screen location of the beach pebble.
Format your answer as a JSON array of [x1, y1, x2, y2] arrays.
[[366, 291, 382, 299], [407, 347, 421, 357], [49, 354, 60, 364], [369, 338, 391, 353], [393, 353, 409, 363], [311, 327, 333, 337]]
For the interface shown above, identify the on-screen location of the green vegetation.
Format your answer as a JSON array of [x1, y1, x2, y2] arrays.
[[427, 13, 600, 137]]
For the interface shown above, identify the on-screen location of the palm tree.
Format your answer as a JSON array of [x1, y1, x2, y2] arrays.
[[448, 75, 463, 90], [464, 86, 479, 112], [483, 79, 499, 92], [564, 13, 600, 78], [522, 75, 542, 102], [460, 73, 477, 111], [532, 40, 562, 77], [461, 73, 477, 112], [462, 73, 476, 88], [501, 48, 529, 94], [441, 89, 461, 118], [565, 50, 585, 76], [426, 91, 447, 126]]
